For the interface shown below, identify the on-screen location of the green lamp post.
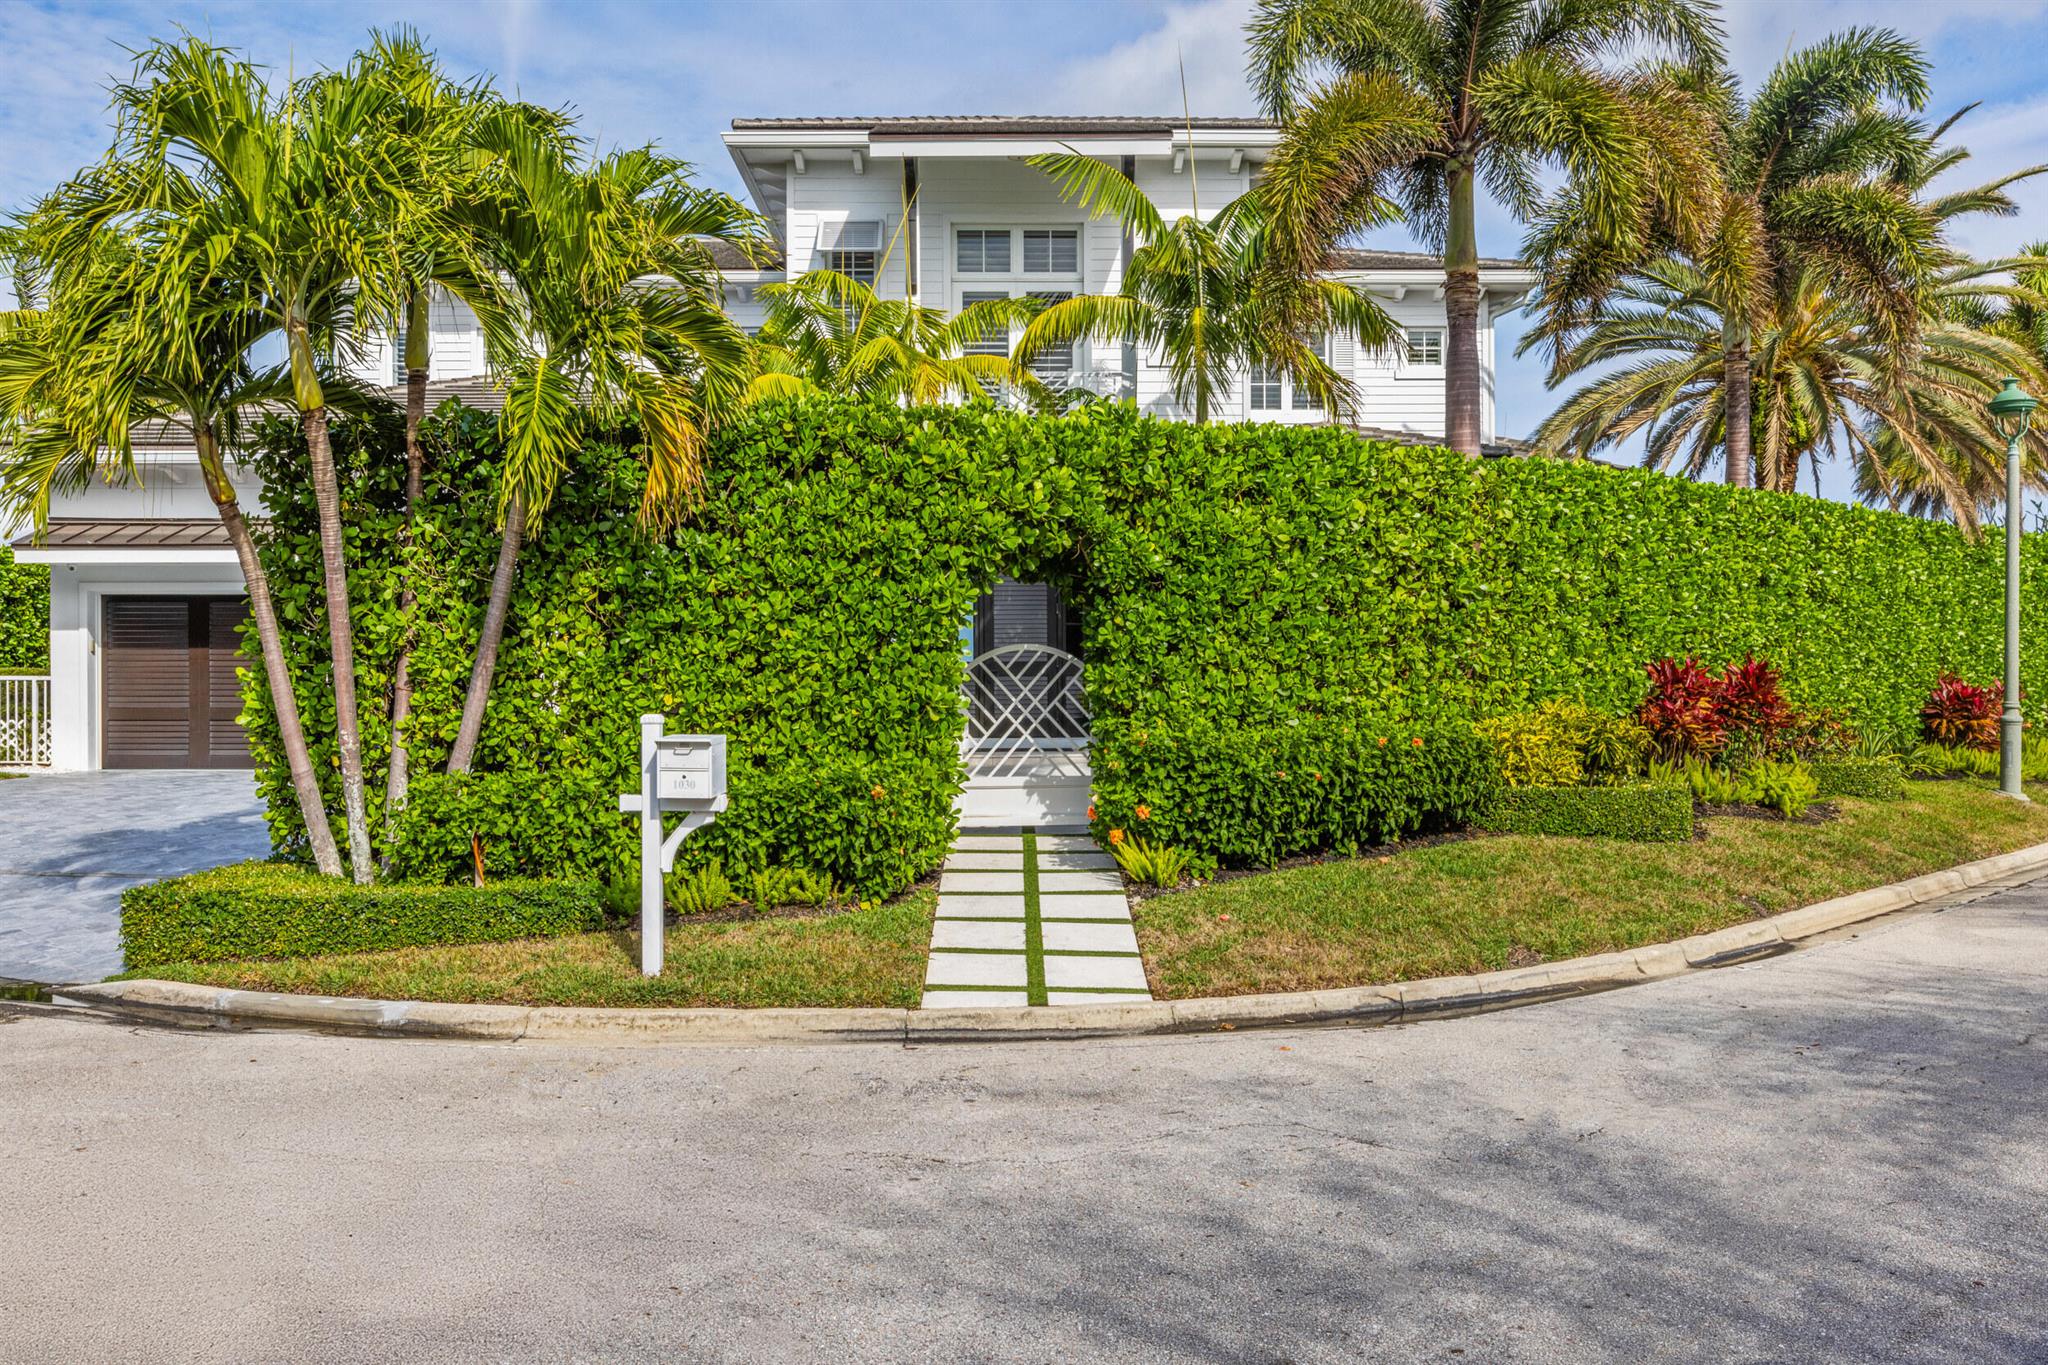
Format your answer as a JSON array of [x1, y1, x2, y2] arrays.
[[1989, 376, 2037, 800]]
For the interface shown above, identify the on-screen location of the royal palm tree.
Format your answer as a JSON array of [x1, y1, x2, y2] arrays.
[[0, 232, 349, 875], [1016, 151, 1401, 423], [444, 130, 761, 773], [1246, 0, 1724, 455], [1526, 29, 1941, 487], [746, 269, 1049, 407], [43, 37, 433, 880]]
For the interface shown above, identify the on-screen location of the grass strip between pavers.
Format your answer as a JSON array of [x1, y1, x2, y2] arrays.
[[1022, 829, 1048, 1007]]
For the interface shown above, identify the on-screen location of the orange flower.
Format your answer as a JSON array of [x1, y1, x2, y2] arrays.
[[1378, 736, 1388, 747], [869, 784, 886, 800], [1108, 827, 1126, 845], [1411, 737, 1424, 747], [1087, 803, 1097, 821], [1135, 804, 1151, 821]]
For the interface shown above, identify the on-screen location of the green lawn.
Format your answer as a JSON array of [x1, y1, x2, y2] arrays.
[[137, 891, 936, 1009], [132, 779, 2048, 1010], [1134, 779, 2048, 1000]]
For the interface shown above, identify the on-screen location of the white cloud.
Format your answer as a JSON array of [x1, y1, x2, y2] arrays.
[[1042, 0, 1259, 116], [1720, 0, 2048, 75]]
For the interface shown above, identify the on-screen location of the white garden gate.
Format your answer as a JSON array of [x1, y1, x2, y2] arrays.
[[958, 643, 1091, 827]]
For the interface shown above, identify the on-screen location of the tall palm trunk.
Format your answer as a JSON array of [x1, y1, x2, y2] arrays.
[[197, 428, 344, 878], [446, 495, 525, 774], [1723, 315, 1753, 488], [383, 289, 431, 832], [1442, 157, 1484, 458], [291, 327, 376, 884]]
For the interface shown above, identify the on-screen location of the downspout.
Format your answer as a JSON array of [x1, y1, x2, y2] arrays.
[[1120, 154, 1137, 403], [903, 157, 920, 305]]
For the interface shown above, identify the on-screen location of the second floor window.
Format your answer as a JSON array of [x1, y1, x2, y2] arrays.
[[1249, 336, 1328, 413], [827, 249, 877, 287], [956, 229, 1011, 274], [1022, 229, 1078, 273], [960, 291, 1010, 356], [1405, 328, 1444, 366], [1024, 292, 1073, 380]]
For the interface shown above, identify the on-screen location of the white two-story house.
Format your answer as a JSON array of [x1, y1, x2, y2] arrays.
[[10, 113, 1532, 775]]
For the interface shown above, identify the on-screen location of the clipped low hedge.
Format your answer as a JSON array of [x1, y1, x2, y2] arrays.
[[1089, 717, 1500, 867], [1811, 756, 1908, 801], [1479, 783, 1695, 842], [120, 861, 606, 969]]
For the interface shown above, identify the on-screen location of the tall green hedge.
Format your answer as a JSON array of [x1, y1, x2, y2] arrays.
[[0, 547, 50, 673], [242, 397, 2048, 891]]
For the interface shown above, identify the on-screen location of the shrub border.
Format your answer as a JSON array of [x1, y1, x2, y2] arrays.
[[55, 838, 2048, 1043]]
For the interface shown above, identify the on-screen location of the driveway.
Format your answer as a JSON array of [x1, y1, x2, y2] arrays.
[[0, 769, 269, 983], [3, 875, 2045, 1361]]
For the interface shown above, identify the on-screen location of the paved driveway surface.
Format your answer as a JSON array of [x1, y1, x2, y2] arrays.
[[0, 769, 268, 982], [3, 875, 2045, 1362]]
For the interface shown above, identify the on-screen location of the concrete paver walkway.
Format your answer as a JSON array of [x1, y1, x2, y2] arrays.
[[0, 770, 268, 983], [921, 828, 1151, 1007]]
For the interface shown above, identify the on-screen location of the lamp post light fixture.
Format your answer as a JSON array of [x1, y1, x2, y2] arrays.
[[1989, 376, 2038, 800]]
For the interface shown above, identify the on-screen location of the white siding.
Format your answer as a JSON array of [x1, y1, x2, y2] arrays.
[[784, 156, 910, 299]]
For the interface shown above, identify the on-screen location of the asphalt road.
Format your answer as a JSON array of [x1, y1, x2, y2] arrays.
[[4, 879, 2046, 1363]]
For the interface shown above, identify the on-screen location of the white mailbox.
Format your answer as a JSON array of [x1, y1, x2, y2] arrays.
[[655, 734, 726, 808], [618, 716, 730, 977]]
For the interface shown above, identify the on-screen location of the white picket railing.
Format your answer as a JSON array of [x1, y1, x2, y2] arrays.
[[0, 675, 51, 767]]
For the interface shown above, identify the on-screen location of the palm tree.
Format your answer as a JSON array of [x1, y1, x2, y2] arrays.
[[0, 231, 348, 875], [1529, 259, 2048, 524], [443, 130, 761, 773], [747, 269, 1049, 407], [1016, 151, 1401, 423], [45, 37, 433, 881], [1526, 29, 1941, 487], [1246, 0, 1724, 455], [1528, 100, 2048, 523], [358, 29, 570, 827]]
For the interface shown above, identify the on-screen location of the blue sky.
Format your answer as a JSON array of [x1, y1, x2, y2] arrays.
[[5, 0, 2048, 499]]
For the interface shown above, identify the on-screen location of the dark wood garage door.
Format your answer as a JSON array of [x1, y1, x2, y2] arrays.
[[103, 596, 254, 769]]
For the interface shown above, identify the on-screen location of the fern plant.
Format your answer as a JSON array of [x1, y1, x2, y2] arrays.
[[1109, 837, 1194, 889], [747, 864, 838, 912], [1743, 759, 1819, 818], [667, 859, 736, 916]]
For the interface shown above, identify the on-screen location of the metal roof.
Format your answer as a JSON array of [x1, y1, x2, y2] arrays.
[[13, 518, 236, 551], [1329, 247, 1527, 272], [730, 116, 1275, 136]]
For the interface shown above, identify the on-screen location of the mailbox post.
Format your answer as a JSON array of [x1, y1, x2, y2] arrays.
[[616, 714, 728, 976]]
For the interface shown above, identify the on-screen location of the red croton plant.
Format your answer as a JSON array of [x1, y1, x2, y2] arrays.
[[1922, 672, 2002, 752], [1638, 654, 1824, 761]]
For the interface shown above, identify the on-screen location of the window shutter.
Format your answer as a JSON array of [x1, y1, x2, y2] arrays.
[[960, 291, 1010, 356], [1023, 229, 1078, 273], [818, 219, 882, 253], [1025, 291, 1073, 378]]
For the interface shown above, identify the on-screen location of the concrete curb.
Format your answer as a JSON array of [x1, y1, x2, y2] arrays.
[[52, 838, 2048, 1046]]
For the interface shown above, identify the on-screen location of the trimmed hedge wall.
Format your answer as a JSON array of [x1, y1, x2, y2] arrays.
[[1480, 783, 1696, 842], [1812, 756, 1909, 801], [121, 861, 605, 968], [0, 547, 49, 673], [241, 398, 2048, 888]]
